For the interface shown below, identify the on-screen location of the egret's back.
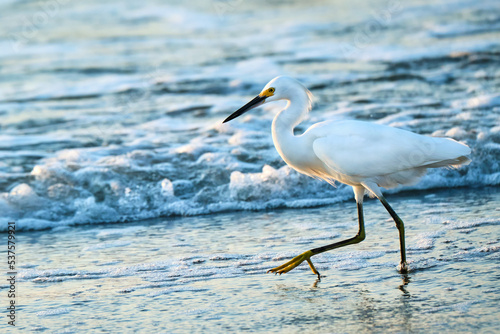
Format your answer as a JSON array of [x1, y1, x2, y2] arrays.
[[309, 120, 471, 188]]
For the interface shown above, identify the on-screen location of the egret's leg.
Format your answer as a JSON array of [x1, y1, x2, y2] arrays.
[[267, 201, 366, 279], [378, 196, 409, 273]]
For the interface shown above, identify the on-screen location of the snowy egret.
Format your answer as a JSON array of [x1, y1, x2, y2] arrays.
[[223, 76, 471, 279]]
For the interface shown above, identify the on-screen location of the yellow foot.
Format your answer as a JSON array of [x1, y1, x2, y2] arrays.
[[267, 250, 321, 279]]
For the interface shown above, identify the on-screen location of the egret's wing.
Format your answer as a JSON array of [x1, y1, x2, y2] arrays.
[[311, 121, 470, 178]]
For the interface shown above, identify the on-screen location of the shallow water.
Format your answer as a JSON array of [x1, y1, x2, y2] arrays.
[[2, 187, 498, 332]]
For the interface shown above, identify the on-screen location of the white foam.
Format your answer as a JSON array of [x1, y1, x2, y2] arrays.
[[0, 135, 74, 149], [95, 226, 146, 238], [82, 241, 132, 251], [36, 308, 71, 317], [1, 0, 498, 232], [451, 94, 500, 109]]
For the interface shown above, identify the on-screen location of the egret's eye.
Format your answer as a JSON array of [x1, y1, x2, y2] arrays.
[[258, 87, 276, 98]]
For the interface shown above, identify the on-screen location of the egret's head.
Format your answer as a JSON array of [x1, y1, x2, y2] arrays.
[[223, 76, 311, 123]]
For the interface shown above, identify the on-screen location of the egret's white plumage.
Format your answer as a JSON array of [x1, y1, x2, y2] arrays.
[[223, 76, 471, 279], [264, 76, 470, 192]]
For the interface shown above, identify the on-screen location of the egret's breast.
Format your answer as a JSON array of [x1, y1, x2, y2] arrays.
[[274, 135, 317, 170], [273, 134, 342, 184]]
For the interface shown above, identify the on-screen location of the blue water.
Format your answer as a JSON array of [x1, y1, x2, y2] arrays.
[[5, 187, 500, 332], [1, 0, 499, 231], [0, 0, 500, 332]]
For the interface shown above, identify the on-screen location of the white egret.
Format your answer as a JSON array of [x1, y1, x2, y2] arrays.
[[223, 76, 471, 279]]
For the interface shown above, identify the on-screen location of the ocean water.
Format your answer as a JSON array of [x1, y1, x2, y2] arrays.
[[0, 0, 499, 332], [6, 187, 500, 332]]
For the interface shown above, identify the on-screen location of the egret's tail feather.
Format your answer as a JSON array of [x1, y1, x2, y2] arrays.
[[424, 155, 471, 168]]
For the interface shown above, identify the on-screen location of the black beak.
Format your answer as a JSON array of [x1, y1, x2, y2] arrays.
[[223, 95, 267, 123]]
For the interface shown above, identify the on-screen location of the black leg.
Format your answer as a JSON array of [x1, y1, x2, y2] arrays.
[[267, 201, 366, 278], [311, 202, 366, 254], [379, 196, 409, 273]]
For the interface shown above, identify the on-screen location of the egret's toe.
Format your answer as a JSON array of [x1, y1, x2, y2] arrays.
[[267, 250, 317, 277]]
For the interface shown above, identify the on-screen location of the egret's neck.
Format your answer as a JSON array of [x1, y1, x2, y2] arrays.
[[272, 90, 311, 139], [271, 90, 312, 167], [269, 86, 316, 175]]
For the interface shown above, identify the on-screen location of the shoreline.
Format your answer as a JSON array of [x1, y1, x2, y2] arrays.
[[6, 185, 499, 233], [3, 184, 499, 332]]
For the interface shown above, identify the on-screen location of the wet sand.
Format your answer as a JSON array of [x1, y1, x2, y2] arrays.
[[6, 187, 500, 332]]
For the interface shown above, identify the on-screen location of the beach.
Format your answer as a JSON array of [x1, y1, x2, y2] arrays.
[[6, 187, 499, 332]]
